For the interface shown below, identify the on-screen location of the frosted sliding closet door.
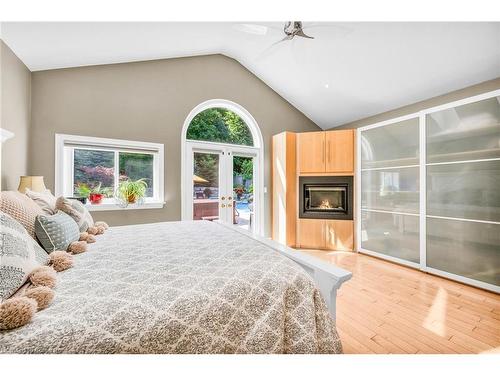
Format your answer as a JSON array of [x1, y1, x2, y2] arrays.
[[360, 118, 420, 264], [426, 96, 500, 287]]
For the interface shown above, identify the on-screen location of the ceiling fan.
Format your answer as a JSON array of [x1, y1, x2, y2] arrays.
[[281, 21, 315, 41], [235, 21, 315, 43], [235, 21, 345, 61]]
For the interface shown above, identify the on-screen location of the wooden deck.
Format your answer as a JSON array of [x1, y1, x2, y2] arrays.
[[301, 250, 500, 354]]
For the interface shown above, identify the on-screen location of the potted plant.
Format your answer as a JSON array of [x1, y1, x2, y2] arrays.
[[234, 185, 245, 200], [75, 183, 91, 204], [88, 182, 113, 205], [117, 178, 148, 204]]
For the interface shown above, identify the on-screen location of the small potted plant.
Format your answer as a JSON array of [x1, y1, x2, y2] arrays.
[[234, 185, 245, 200], [117, 178, 148, 204], [88, 183, 112, 205], [75, 183, 91, 204]]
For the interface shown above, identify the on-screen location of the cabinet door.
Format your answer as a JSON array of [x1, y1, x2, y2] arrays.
[[298, 131, 325, 173], [324, 220, 354, 251], [297, 219, 325, 249], [325, 130, 354, 173]]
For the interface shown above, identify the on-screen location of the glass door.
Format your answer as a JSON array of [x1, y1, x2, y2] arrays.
[[425, 95, 500, 287], [191, 149, 224, 222], [185, 142, 260, 233], [232, 155, 255, 231], [357, 90, 500, 292], [359, 116, 421, 266]]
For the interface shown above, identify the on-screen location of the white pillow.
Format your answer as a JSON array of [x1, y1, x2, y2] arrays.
[[25, 188, 58, 215]]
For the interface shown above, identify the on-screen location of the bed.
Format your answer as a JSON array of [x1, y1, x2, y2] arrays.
[[0, 220, 351, 354]]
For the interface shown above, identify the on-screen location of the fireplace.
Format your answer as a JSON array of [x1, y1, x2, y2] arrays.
[[299, 176, 353, 220]]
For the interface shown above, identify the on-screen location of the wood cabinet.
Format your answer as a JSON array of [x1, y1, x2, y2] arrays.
[[298, 129, 354, 174], [297, 219, 325, 249], [324, 220, 354, 251], [297, 219, 354, 251], [273, 129, 355, 251], [325, 130, 354, 174], [297, 131, 325, 173], [271, 132, 297, 247]]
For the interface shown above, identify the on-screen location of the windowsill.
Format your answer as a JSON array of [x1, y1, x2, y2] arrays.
[[85, 201, 166, 211]]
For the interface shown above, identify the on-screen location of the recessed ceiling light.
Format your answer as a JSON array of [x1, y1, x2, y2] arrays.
[[324, 83, 330, 89]]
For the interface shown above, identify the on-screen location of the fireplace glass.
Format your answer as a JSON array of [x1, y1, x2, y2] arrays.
[[299, 176, 353, 220], [305, 186, 347, 213]]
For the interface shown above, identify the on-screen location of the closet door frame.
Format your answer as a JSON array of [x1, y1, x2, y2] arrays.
[[356, 88, 500, 293]]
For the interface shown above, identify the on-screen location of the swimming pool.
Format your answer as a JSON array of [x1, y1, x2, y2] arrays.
[[236, 201, 250, 213]]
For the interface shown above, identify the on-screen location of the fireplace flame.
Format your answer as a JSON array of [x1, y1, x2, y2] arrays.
[[319, 199, 333, 209]]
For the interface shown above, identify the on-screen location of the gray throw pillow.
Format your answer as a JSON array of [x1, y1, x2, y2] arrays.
[[0, 212, 49, 301], [55, 197, 94, 232], [35, 211, 80, 253]]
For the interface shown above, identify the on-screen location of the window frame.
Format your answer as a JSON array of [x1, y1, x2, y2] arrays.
[[55, 134, 164, 211]]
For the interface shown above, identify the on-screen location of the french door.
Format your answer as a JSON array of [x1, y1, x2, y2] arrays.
[[183, 141, 261, 233]]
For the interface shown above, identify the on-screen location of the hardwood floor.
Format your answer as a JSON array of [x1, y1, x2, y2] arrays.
[[301, 250, 500, 354]]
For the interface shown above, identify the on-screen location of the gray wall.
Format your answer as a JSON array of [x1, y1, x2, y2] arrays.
[[1, 41, 31, 190], [335, 77, 500, 129], [30, 54, 320, 236]]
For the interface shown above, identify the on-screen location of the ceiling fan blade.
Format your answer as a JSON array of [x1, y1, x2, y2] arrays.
[[295, 30, 314, 39], [254, 35, 292, 61], [273, 34, 294, 44], [233, 23, 269, 35], [302, 23, 352, 37], [233, 23, 283, 36]]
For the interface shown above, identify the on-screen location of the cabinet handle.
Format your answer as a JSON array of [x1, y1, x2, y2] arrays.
[[327, 140, 330, 164], [221, 204, 226, 208], [227, 204, 232, 208], [322, 139, 325, 163]]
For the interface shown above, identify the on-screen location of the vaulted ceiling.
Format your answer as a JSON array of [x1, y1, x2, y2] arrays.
[[2, 22, 499, 128]]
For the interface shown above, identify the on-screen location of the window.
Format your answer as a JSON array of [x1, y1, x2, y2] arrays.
[[56, 134, 164, 210], [186, 107, 254, 146]]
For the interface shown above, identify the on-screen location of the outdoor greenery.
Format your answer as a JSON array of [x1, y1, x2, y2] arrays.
[[234, 157, 253, 180], [74, 149, 115, 197], [73, 149, 153, 198], [186, 108, 253, 146], [189, 109, 253, 188], [194, 153, 218, 185]]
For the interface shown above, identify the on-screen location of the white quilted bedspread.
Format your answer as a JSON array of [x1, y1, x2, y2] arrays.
[[0, 220, 342, 354]]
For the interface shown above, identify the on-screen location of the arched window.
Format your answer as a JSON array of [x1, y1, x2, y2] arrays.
[[186, 107, 254, 146]]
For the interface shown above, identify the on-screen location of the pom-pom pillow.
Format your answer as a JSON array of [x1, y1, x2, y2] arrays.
[[0, 212, 49, 301], [55, 197, 94, 232], [0, 191, 45, 239], [24, 188, 57, 215], [34, 212, 80, 254]]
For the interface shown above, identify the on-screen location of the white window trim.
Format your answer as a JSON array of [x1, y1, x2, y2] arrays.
[[55, 134, 165, 211]]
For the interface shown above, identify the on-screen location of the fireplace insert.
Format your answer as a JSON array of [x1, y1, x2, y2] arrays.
[[299, 176, 353, 220]]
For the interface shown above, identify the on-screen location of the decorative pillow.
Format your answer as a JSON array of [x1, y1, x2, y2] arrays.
[[0, 191, 45, 239], [55, 197, 94, 232], [0, 212, 49, 301], [24, 188, 57, 215], [34, 212, 80, 254]]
